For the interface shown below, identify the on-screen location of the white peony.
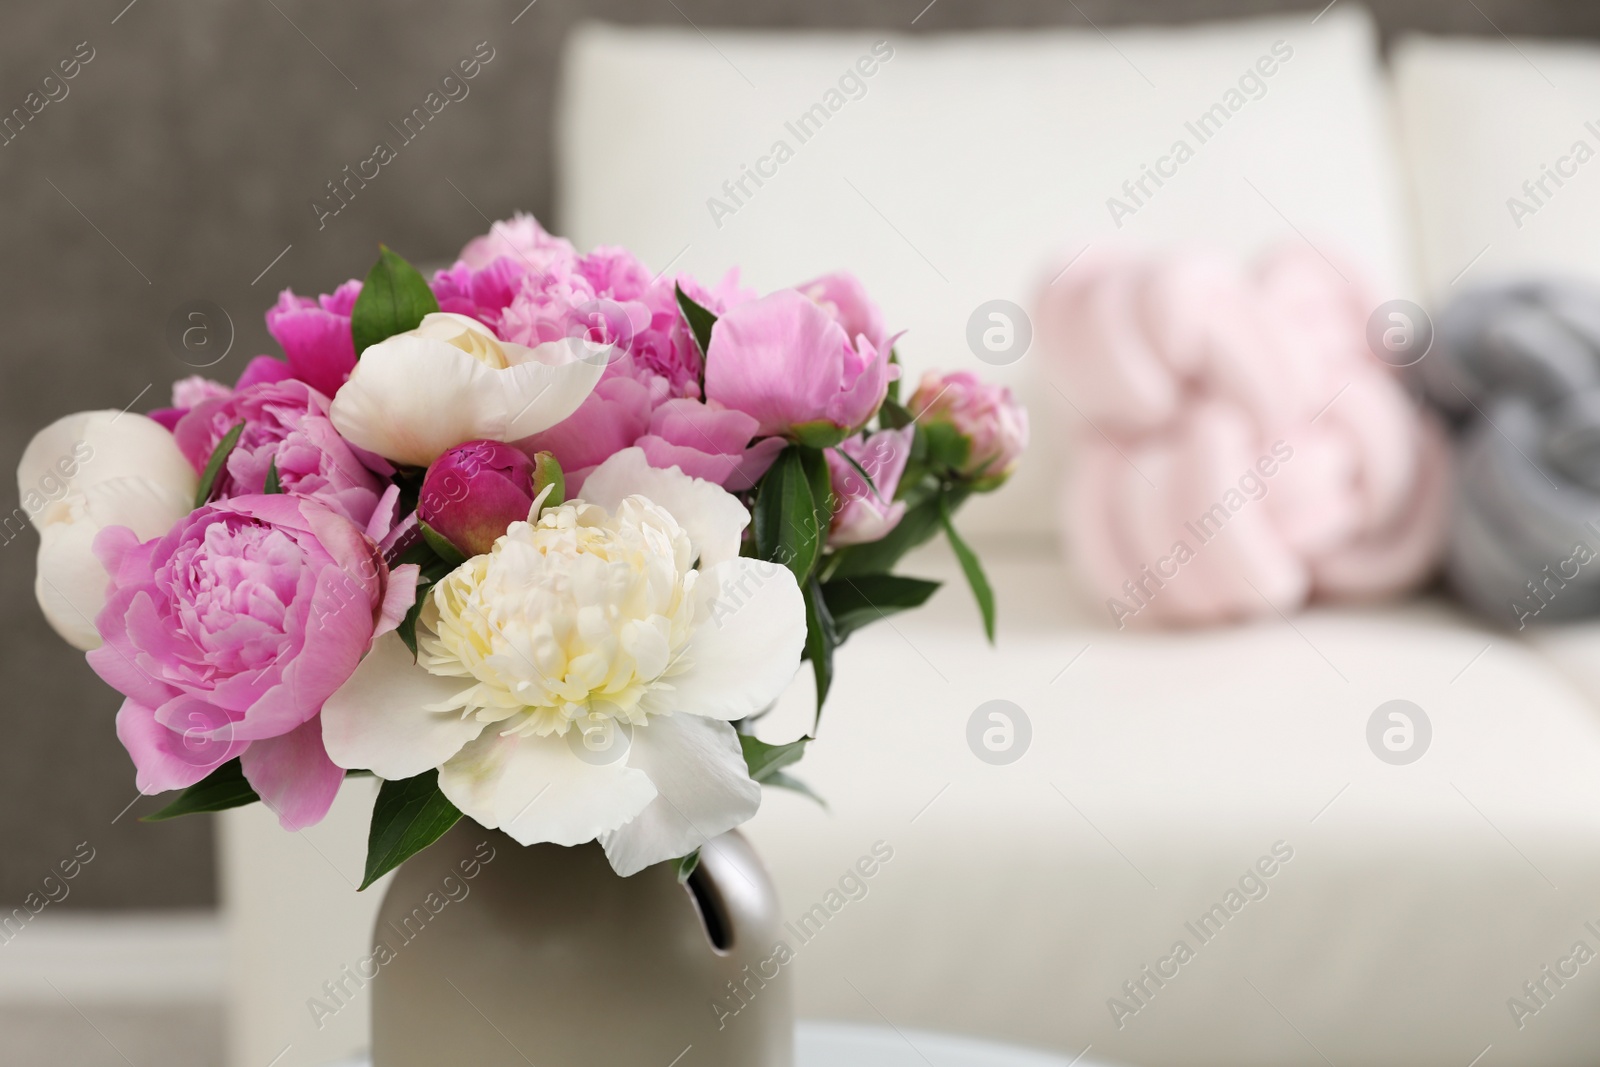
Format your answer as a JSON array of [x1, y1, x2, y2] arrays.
[[322, 449, 807, 876], [328, 312, 608, 468], [17, 411, 197, 650]]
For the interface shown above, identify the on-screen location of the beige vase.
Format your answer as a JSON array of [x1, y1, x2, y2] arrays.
[[370, 823, 794, 1066]]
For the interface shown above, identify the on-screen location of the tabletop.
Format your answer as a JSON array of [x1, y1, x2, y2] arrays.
[[326, 1021, 1096, 1066]]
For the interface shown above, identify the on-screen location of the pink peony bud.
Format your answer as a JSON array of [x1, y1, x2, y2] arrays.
[[826, 427, 914, 546], [704, 289, 897, 447], [418, 441, 556, 558], [909, 371, 1029, 490]]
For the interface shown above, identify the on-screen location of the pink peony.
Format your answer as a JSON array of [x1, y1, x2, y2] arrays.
[[909, 371, 1029, 490], [430, 257, 537, 329], [518, 375, 662, 494], [826, 426, 914, 546], [457, 212, 575, 272], [704, 288, 896, 446], [174, 379, 389, 527], [418, 440, 542, 558], [636, 399, 785, 491], [88, 494, 418, 829], [796, 271, 893, 359], [265, 281, 362, 399], [149, 356, 293, 431]]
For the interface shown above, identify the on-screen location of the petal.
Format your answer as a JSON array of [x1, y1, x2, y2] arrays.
[[329, 338, 495, 467], [239, 716, 344, 831], [374, 563, 420, 639], [663, 558, 806, 720], [18, 411, 196, 530], [438, 729, 656, 848], [35, 522, 110, 650], [115, 697, 249, 796], [599, 714, 760, 877], [321, 632, 485, 778], [579, 447, 749, 568], [329, 336, 604, 467]]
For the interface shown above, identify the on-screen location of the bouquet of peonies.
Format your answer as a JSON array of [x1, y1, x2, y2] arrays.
[[20, 216, 1027, 882]]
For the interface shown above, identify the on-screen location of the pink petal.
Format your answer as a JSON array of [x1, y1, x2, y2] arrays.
[[240, 716, 344, 831]]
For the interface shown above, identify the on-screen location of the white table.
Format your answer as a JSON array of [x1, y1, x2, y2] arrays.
[[328, 1021, 1093, 1065]]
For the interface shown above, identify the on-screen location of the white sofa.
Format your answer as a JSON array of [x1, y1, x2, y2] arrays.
[[222, 10, 1600, 1066]]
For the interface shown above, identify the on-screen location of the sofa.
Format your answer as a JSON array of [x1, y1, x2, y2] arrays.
[[221, 10, 1600, 1066]]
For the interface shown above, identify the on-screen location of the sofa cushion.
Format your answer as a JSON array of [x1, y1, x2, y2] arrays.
[[556, 8, 1415, 544]]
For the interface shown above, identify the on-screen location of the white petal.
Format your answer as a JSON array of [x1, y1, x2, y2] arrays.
[[664, 558, 806, 720], [35, 522, 107, 650], [600, 714, 760, 877], [321, 632, 485, 778], [33, 477, 195, 651], [438, 728, 657, 848], [18, 411, 195, 530], [329, 335, 604, 467], [579, 448, 749, 567]]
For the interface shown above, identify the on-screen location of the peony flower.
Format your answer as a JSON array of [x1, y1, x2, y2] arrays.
[[825, 426, 914, 546], [329, 312, 608, 468], [430, 257, 536, 331], [909, 371, 1029, 490], [704, 288, 896, 446], [797, 271, 892, 358], [17, 412, 197, 651], [418, 440, 551, 558], [519, 375, 662, 495], [457, 212, 575, 273], [149, 356, 294, 431], [636, 398, 784, 491], [174, 379, 388, 526], [88, 493, 418, 830], [322, 448, 807, 876], [266, 281, 362, 399]]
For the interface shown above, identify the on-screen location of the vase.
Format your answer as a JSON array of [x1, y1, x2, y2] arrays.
[[369, 822, 794, 1066]]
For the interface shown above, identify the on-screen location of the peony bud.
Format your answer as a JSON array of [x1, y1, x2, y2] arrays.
[[418, 440, 546, 558], [826, 427, 914, 546], [704, 289, 897, 447], [909, 371, 1029, 491]]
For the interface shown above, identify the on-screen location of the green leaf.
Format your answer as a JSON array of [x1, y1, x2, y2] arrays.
[[821, 573, 941, 643], [802, 575, 838, 715], [396, 582, 432, 658], [766, 770, 828, 809], [195, 421, 245, 507], [673, 849, 702, 883], [878, 397, 914, 431], [142, 759, 260, 821], [800, 446, 834, 537], [263, 456, 282, 495], [350, 245, 440, 359], [675, 283, 718, 359], [739, 734, 810, 782], [361, 770, 462, 890], [754, 447, 824, 582], [418, 521, 468, 567], [939, 491, 996, 643], [921, 420, 973, 474], [885, 348, 902, 405]]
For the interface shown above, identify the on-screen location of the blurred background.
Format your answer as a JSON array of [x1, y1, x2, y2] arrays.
[[9, 1, 1600, 1065]]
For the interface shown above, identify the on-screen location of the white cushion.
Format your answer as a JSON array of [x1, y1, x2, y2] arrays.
[[556, 8, 1416, 542], [1394, 34, 1600, 296]]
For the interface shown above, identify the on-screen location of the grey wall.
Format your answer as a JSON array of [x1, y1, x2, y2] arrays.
[[0, 0, 1591, 909]]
